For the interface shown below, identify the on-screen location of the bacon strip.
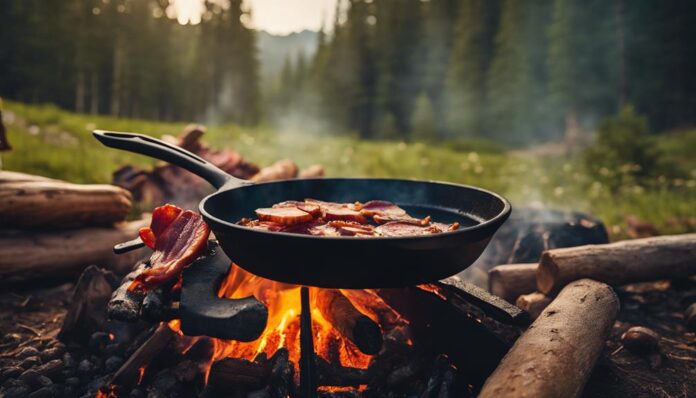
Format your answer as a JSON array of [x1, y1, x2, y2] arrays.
[[131, 209, 210, 290], [139, 204, 183, 249]]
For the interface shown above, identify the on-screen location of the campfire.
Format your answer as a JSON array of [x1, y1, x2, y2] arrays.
[[103, 237, 521, 397]]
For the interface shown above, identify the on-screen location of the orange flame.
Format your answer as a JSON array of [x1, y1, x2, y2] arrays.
[[210, 264, 376, 370]]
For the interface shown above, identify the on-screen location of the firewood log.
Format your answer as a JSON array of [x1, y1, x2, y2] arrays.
[[299, 165, 325, 178], [515, 292, 552, 321], [488, 263, 538, 303], [0, 170, 56, 184], [316, 289, 383, 355], [537, 234, 696, 294], [0, 172, 133, 229], [0, 219, 149, 283], [479, 279, 619, 398], [208, 357, 271, 389], [250, 159, 299, 182], [110, 323, 178, 392]]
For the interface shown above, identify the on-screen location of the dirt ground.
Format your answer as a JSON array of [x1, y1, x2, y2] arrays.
[[1, 279, 694, 397]]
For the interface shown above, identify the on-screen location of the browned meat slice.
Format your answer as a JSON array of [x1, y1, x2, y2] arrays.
[[304, 198, 366, 223], [272, 200, 322, 217], [255, 207, 314, 225], [285, 220, 346, 236], [323, 207, 367, 223], [244, 220, 286, 232], [375, 221, 459, 237], [328, 220, 376, 236], [373, 214, 431, 226], [375, 222, 436, 237], [360, 200, 407, 218]]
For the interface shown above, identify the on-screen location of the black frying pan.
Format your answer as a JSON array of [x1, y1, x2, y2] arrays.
[[94, 130, 511, 288]]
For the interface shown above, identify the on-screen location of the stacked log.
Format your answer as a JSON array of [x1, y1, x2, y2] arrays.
[[113, 125, 324, 209], [0, 171, 149, 282]]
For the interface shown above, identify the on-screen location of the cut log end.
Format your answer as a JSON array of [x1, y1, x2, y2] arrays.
[[536, 253, 559, 294]]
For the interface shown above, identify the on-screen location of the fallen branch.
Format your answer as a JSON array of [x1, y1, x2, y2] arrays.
[[488, 263, 538, 303], [0, 172, 132, 229], [479, 279, 619, 398], [537, 234, 696, 294]]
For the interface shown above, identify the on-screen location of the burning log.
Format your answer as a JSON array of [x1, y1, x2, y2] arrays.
[[316, 356, 370, 387], [515, 292, 552, 321], [316, 289, 383, 355], [478, 279, 619, 398], [0, 219, 150, 284], [108, 261, 149, 322], [251, 159, 299, 182], [110, 323, 178, 393], [207, 357, 271, 390], [0, 171, 132, 229], [488, 263, 538, 303], [537, 234, 696, 294]]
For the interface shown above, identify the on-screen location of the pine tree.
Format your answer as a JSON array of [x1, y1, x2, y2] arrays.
[[486, 0, 555, 145], [444, 0, 500, 138], [548, 0, 617, 134]]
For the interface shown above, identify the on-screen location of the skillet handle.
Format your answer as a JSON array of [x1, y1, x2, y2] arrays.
[[93, 130, 247, 189]]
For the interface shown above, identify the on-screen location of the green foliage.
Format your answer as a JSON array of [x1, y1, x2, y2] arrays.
[[583, 106, 675, 190]]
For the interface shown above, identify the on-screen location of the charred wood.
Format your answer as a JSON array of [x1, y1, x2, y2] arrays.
[[316, 289, 383, 355], [207, 357, 271, 390], [316, 356, 370, 387], [108, 261, 148, 322], [109, 323, 178, 393], [58, 265, 119, 343]]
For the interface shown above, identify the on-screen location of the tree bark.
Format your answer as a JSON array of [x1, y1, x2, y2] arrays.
[[0, 173, 133, 229], [479, 279, 619, 398], [537, 234, 696, 294], [488, 263, 538, 303], [0, 219, 149, 283]]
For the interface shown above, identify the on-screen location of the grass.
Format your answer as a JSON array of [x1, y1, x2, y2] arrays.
[[2, 100, 694, 239]]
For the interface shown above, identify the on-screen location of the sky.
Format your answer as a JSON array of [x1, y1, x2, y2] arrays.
[[171, 0, 339, 34]]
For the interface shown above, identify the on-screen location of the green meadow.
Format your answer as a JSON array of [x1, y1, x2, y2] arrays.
[[2, 101, 694, 239]]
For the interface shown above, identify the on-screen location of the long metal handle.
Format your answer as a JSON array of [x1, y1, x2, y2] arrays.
[[93, 130, 248, 189]]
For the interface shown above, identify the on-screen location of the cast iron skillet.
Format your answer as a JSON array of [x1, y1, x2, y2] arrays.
[[94, 130, 511, 288]]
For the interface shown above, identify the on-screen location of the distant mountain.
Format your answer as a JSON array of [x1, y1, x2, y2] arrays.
[[256, 30, 318, 87]]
